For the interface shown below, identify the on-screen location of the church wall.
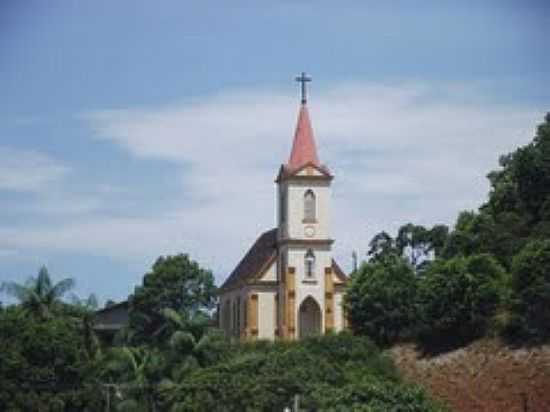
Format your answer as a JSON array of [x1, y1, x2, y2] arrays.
[[333, 291, 344, 332], [259, 260, 277, 282], [286, 245, 334, 336], [296, 167, 324, 177], [285, 180, 331, 241], [219, 286, 278, 340], [256, 291, 276, 340], [219, 288, 247, 338]]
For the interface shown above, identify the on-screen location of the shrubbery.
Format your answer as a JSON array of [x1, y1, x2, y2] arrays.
[[346, 256, 417, 345], [417, 254, 506, 344], [507, 240, 550, 341], [162, 333, 446, 412]]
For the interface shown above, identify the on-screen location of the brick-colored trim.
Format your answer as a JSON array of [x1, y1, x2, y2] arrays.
[[324, 267, 335, 331], [278, 238, 334, 247], [286, 267, 296, 340], [247, 293, 259, 340]]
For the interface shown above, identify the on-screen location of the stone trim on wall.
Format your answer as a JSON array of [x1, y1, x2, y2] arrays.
[[277, 238, 334, 247], [247, 293, 259, 339], [324, 267, 335, 332], [286, 267, 296, 339]]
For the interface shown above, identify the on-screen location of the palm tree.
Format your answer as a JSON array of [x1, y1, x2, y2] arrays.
[[0, 266, 75, 318], [69, 293, 102, 360], [156, 308, 226, 380], [102, 346, 164, 412]]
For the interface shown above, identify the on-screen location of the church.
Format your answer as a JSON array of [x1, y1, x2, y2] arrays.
[[219, 74, 348, 340]]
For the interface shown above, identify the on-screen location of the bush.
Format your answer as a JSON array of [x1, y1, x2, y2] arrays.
[[345, 256, 418, 345], [162, 333, 444, 411], [0, 306, 101, 411], [507, 240, 550, 341], [417, 254, 507, 346]]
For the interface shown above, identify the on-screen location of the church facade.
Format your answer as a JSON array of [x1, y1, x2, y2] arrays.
[[219, 78, 347, 340]]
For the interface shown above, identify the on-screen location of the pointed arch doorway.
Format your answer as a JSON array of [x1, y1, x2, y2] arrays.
[[298, 296, 322, 338]]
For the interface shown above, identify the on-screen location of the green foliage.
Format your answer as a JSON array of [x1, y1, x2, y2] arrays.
[[100, 346, 164, 410], [507, 239, 550, 341], [417, 254, 506, 344], [347, 113, 550, 347], [0, 266, 75, 319], [309, 378, 446, 412], [0, 306, 101, 411], [129, 254, 217, 344], [162, 333, 444, 412], [443, 113, 550, 268], [345, 257, 418, 345], [368, 224, 449, 269]]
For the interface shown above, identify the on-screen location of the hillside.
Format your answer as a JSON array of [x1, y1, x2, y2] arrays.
[[390, 339, 550, 412]]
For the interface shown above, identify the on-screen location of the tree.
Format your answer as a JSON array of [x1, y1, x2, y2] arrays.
[[0, 306, 101, 411], [0, 266, 75, 319], [345, 256, 418, 345], [396, 224, 431, 267], [101, 346, 165, 411], [367, 231, 397, 262], [417, 254, 506, 346], [442, 113, 550, 267], [129, 254, 217, 344], [369, 224, 449, 270], [508, 239, 550, 341]]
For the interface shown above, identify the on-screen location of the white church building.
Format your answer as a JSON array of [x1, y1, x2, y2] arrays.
[[219, 74, 348, 340]]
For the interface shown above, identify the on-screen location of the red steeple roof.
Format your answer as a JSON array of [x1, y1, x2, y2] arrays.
[[287, 103, 320, 170]]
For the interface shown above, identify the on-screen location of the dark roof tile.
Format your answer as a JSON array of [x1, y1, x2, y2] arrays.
[[220, 228, 277, 291]]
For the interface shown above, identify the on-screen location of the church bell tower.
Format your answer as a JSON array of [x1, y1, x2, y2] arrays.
[[275, 73, 336, 339]]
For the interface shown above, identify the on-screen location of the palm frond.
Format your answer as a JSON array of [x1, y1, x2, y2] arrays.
[[86, 293, 98, 309], [170, 331, 196, 354], [0, 281, 31, 302], [161, 307, 186, 328], [36, 266, 52, 297], [50, 277, 75, 299]]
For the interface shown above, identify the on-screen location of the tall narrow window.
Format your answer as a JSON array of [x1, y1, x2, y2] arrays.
[[304, 190, 316, 221], [305, 249, 316, 279]]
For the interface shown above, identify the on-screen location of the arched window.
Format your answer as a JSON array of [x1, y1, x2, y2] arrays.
[[304, 190, 316, 221], [305, 249, 316, 279]]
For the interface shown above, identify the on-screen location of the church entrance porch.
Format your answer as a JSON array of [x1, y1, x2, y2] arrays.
[[298, 296, 322, 338]]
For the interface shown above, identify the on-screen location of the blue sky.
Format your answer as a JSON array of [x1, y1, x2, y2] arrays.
[[1, 1, 549, 305]]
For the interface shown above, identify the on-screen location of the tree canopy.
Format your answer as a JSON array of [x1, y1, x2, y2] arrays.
[[129, 254, 217, 345], [0, 266, 75, 319], [346, 256, 418, 345], [508, 239, 550, 341], [348, 113, 550, 346]]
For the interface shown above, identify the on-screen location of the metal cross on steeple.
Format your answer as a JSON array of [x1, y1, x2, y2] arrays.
[[295, 72, 312, 104]]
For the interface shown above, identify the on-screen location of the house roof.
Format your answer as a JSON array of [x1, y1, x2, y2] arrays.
[[220, 227, 348, 292], [93, 300, 129, 333]]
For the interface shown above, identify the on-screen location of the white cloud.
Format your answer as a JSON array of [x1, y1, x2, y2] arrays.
[[0, 147, 68, 192], [2, 83, 544, 281]]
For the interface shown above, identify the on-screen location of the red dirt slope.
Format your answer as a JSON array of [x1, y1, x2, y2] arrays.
[[390, 339, 550, 412]]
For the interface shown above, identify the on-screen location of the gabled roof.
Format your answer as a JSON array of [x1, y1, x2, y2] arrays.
[[331, 259, 348, 283], [275, 161, 333, 183], [220, 227, 349, 293], [220, 228, 278, 292]]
